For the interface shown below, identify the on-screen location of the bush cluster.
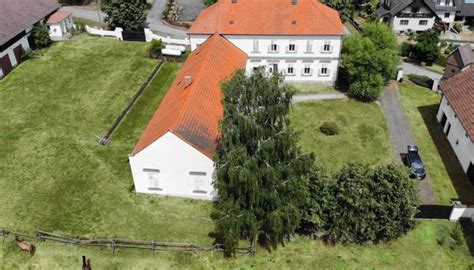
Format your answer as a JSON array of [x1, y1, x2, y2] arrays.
[[408, 74, 434, 89], [320, 122, 339, 136]]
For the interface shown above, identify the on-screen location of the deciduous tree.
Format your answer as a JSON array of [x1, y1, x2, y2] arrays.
[[101, 0, 147, 31]]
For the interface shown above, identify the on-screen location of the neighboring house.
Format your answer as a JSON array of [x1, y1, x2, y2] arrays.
[[443, 44, 474, 79], [455, 0, 474, 24], [188, 0, 345, 84], [377, 0, 439, 32], [436, 67, 474, 183], [0, 0, 61, 79], [129, 34, 247, 200], [47, 10, 74, 41], [434, 0, 457, 26]]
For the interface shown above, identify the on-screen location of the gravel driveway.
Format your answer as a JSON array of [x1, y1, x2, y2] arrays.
[[380, 81, 436, 205]]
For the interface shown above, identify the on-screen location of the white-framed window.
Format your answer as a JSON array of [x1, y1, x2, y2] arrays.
[[253, 40, 259, 53], [444, 12, 450, 18], [190, 171, 207, 194], [419, 20, 428, 26], [287, 42, 296, 53], [269, 41, 279, 53], [286, 64, 295, 76], [400, 20, 409, 25], [306, 40, 313, 53], [302, 64, 312, 76], [319, 64, 330, 77], [268, 63, 279, 74], [322, 41, 331, 53], [144, 169, 162, 191]]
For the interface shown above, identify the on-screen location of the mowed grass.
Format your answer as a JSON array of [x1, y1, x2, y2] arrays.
[[290, 83, 336, 95], [399, 83, 469, 205], [0, 36, 213, 244], [290, 99, 393, 171], [1, 221, 472, 269]]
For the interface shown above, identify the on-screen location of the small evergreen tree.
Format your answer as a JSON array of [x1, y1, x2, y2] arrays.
[[32, 24, 52, 48], [213, 69, 314, 256], [101, 0, 147, 31]]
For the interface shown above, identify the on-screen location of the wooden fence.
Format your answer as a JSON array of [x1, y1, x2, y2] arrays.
[[0, 229, 253, 256]]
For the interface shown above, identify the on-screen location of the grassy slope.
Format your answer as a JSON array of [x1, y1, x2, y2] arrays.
[[0, 36, 212, 243], [1, 221, 471, 269], [290, 99, 393, 171], [398, 83, 458, 205]]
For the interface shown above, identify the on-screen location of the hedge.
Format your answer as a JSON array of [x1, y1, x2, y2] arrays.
[[408, 74, 434, 89]]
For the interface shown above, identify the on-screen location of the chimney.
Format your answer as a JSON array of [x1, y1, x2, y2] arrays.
[[184, 75, 193, 88], [291, 0, 297, 5], [231, 0, 237, 3]]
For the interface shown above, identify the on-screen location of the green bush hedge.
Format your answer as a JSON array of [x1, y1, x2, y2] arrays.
[[400, 42, 413, 57], [408, 74, 434, 89], [320, 122, 340, 136], [453, 22, 463, 33]]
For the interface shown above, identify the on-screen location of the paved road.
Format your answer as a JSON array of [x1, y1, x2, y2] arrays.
[[401, 62, 442, 81], [292, 92, 347, 104], [62, 1, 188, 38], [380, 81, 436, 205]]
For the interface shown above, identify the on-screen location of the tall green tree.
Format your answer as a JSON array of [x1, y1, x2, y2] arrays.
[[213, 69, 314, 256], [414, 30, 441, 63], [340, 22, 399, 101], [305, 163, 419, 244], [101, 0, 147, 31]]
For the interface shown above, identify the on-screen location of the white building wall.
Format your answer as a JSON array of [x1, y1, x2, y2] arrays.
[[129, 132, 217, 200], [189, 34, 343, 83], [392, 16, 436, 32], [0, 33, 31, 78], [436, 11, 456, 24], [437, 96, 474, 172], [49, 23, 64, 37]]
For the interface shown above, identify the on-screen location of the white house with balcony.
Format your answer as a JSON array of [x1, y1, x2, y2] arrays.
[[436, 67, 474, 183], [377, 0, 439, 32], [188, 0, 345, 84]]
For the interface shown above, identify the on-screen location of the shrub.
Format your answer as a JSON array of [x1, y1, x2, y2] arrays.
[[75, 19, 86, 33], [453, 22, 463, 33], [21, 49, 35, 61], [408, 74, 434, 89], [203, 0, 217, 6], [149, 39, 164, 52], [320, 122, 339, 136], [435, 55, 447, 66], [32, 24, 52, 48], [400, 42, 413, 57]]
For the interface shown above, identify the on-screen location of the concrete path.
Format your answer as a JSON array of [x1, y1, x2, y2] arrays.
[[401, 62, 442, 81], [292, 92, 347, 104], [380, 81, 436, 205], [62, 1, 188, 38]]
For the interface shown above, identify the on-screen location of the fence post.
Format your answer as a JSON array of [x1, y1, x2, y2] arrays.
[[0, 229, 7, 237], [111, 239, 116, 255], [151, 240, 156, 256], [36, 232, 44, 242]]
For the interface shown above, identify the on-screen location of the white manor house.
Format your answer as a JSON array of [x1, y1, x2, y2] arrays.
[[129, 0, 344, 200]]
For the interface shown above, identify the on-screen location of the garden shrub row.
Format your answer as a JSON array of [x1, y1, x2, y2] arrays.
[[408, 74, 434, 89]]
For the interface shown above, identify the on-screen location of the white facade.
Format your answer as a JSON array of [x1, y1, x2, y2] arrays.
[[436, 96, 474, 173], [48, 16, 73, 40], [0, 31, 31, 78], [383, 5, 437, 32], [189, 34, 343, 84], [129, 132, 217, 200], [435, 0, 457, 24]]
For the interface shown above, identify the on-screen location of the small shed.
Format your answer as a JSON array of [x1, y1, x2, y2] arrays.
[[46, 10, 73, 40]]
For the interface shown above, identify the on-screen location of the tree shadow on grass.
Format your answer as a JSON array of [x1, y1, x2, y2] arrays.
[[418, 104, 474, 255], [418, 104, 474, 204]]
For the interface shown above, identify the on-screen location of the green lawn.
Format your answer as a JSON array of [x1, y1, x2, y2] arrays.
[[1, 221, 472, 269], [290, 99, 393, 171], [0, 37, 472, 268], [0, 36, 212, 244], [291, 83, 336, 95], [399, 83, 474, 205]]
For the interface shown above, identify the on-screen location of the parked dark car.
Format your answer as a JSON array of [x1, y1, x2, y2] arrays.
[[406, 145, 426, 180]]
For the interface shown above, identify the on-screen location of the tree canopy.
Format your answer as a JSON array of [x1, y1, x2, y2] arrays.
[[340, 22, 399, 101], [101, 0, 147, 31], [304, 163, 419, 244], [213, 69, 314, 256], [32, 24, 52, 49], [414, 30, 441, 63]]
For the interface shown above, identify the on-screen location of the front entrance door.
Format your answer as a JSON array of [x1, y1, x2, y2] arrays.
[[467, 163, 474, 185], [13, 45, 22, 64], [0, 54, 13, 78], [440, 113, 447, 128], [445, 122, 452, 136]]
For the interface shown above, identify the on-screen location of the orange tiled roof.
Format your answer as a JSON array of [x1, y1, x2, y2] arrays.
[[440, 67, 474, 141], [132, 34, 247, 158], [46, 10, 71, 24], [189, 0, 344, 36]]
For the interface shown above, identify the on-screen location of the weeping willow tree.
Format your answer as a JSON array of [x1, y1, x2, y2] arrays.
[[212, 69, 314, 257]]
